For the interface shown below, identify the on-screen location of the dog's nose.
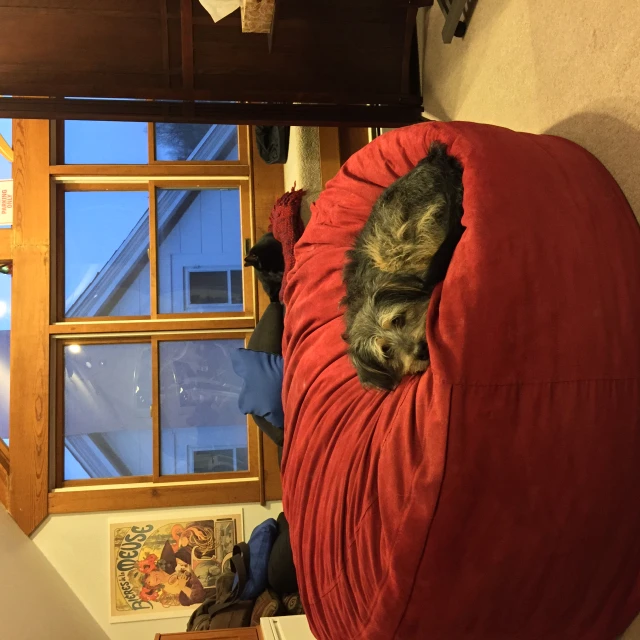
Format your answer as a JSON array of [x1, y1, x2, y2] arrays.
[[416, 341, 429, 361]]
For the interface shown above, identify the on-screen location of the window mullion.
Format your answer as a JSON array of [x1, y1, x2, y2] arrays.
[[151, 336, 160, 481], [149, 182, 159, 318]]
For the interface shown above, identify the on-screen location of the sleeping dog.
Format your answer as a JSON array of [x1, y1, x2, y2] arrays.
[[341, 142, 465, 391]]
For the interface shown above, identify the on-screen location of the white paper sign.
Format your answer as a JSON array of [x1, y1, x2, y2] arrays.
[[0, 180, 12, 226], [199, 0, 240, 22]]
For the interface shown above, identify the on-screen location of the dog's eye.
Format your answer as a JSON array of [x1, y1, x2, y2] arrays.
[[381, 344, 391, 358], [392, 314, 406, 329]]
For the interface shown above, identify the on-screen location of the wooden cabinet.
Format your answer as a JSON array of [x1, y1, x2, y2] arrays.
[[155, 627, 262, 640], [0, 0, 430, 126]]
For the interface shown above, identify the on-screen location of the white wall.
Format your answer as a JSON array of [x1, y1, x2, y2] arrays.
[[0, 506, 109, 640], [32, 501, 283, 640]]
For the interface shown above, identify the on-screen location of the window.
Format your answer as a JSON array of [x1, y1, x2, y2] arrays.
[[0, 119, 11, 148], [48, 122, 259, 496], [188, 269, 243, 307], [64, 121, 148, 164], [59, 121, 240, 164], [156, 187, 244, 314], [155, 123, 238, 162], [63, 342, 152, 480], [0, 118, 11, 181], [6, 119, 284, 533], [159, 339, 247, 476], [192, 447, 248, 474], [60, 337, 248, 482], [190, 270, 230, 305], [64, 191, 150, 318]]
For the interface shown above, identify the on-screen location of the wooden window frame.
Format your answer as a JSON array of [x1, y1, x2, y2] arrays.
[[52, 179, 255, 326], [0, 252, 8, 508], [8, 121, 283, 534], [52, 120, 250, 168], [52, 331, 261, 488]]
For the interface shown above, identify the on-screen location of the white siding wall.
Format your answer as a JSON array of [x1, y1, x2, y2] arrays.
[[110, 189, 242, 317]]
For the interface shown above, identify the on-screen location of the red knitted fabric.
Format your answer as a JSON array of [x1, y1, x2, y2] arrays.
[[269, 187, 306, 301]]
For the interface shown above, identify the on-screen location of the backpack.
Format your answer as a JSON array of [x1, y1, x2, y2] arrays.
[[255, 126, 290, 164], [187, 542, 254, 630]]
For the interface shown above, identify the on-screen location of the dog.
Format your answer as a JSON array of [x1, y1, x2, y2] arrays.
[[341, 141, 464, 391]]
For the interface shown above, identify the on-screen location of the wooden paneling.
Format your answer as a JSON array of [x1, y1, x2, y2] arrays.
[[250, 130, 284, 321], [9, 120, 51, 535], [0, 229, 12, 261], [0, 446, 8, 509], [338, 127, 371, 166], [318, 127, 342, 187], [49, 478, 261, 513], [0, 1, 172, 98], [180, 0, 194, 92], [263, 433, 282, 502], [250, 130, 284, 501], [0, 1, 423, 125], [192, 0, 420, 103]]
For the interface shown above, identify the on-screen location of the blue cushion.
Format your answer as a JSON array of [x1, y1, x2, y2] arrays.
[[230, 349, 285, 429], [234, 518, 279, 600]]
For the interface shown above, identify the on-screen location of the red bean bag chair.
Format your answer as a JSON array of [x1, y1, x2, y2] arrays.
[[280, 122, 640, 640]]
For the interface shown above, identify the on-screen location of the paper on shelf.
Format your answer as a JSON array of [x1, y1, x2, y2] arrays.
[[199, 0, 240, 23]]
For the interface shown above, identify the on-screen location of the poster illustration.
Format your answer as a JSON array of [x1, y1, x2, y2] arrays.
[[110, 513, 243, 622]]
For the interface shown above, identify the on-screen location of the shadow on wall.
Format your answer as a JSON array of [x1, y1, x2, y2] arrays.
[[0, 507, 108, 640], [545, 110, 640, 222]]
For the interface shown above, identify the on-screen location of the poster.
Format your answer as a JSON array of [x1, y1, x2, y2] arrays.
[[110, 513, 243, 622], [0, 180, 12, 226]]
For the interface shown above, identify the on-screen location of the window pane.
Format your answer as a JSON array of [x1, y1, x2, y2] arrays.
[[155, 124, 238, 162], [64, 343, 152, 480], [65, 191, 150, 318], [0, 118, 11, 179], [64, 121, 148, 164], [0, 272, 10, 446], [159, 340, 247, 476], [189, 271, 229, 305], [230, 270, 243, 305], [0, 156, 10, 180], [0, 119, 12, 147], [156, 188, 243, 314]]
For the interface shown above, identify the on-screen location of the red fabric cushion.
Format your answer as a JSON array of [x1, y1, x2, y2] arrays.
[[270, 187, 305, 302], [281, 122, 640, 640]]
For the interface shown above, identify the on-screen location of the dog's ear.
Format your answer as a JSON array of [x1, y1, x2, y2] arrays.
[[359, 367, 397, 392], [373, 274, 430, 306], [349, 348, 399, 392]]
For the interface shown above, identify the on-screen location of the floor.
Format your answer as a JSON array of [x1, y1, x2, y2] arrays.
[[421, 5, 640, 638], [421, 0, 640, 222]]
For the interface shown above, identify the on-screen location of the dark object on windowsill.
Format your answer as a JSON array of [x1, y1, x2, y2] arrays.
[[255, 126, 290, 164], [245, 232, 285, 302]]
